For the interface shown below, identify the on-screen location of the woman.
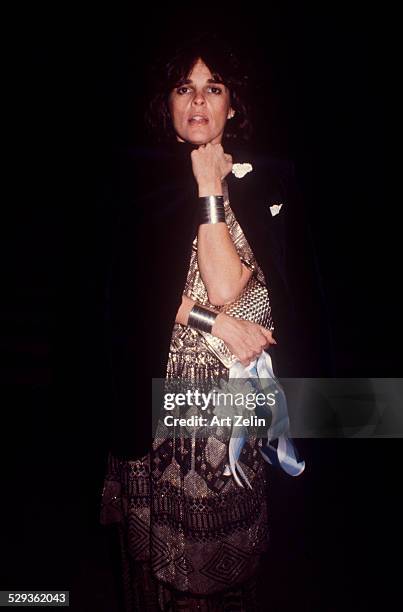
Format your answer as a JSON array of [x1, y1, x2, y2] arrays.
[[100, 35, 304, 611]]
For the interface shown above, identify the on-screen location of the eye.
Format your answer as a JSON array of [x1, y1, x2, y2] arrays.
[[176, 86, 191, 95], [208, 86, 223, 94]]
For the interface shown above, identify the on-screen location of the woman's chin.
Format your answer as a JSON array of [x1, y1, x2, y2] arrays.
[[175, 132, 223, 146], [189, 136, 221, 146]]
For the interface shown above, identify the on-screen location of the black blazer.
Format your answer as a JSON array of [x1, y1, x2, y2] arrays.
[[103, 141, 331, 460]]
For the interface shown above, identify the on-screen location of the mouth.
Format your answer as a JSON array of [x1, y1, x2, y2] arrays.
[[188, 114, 209, 125]]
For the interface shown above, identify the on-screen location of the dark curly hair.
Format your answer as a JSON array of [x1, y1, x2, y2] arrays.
[[145, 33, 253, 144]]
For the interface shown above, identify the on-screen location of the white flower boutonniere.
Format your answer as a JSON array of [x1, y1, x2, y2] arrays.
[[231, 162, 253, 179]]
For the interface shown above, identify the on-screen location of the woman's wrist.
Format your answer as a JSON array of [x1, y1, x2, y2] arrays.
[[198, 180, 223, 197], [211, 312, 228, 338]]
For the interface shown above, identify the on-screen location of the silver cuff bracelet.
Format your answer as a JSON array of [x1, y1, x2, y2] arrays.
[[187, 304, 218, 333], [199, 195, 225, 224]]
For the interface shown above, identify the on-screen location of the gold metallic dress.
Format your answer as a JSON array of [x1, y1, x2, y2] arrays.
[[100, 179, 272, 611]]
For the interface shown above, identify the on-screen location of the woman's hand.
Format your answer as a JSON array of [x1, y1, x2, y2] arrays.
[[211, 313, 277, 366], [191, 143, 232, 195]]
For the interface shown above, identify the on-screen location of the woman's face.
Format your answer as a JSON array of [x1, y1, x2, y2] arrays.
[[168, 58, 234, 145]]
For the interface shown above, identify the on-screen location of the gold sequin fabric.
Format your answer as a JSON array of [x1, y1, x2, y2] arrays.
[[100, 179, 272, 606]]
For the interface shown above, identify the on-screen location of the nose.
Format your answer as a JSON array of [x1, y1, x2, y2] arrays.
[[192, 90, 206, 105]]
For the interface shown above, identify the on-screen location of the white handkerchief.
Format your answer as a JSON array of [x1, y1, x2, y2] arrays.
[[269, 203, 283, 216], [224, 351, 305, 486]]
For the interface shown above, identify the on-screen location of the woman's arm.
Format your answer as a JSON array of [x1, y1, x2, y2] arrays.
[[175, 294, 276, 366], [191, 144, 252, 306], [175, 294, 198, 326], [197, 223, 253, 306]]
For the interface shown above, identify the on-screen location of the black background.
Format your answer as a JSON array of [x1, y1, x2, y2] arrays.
[[1, 3, 399, 611]]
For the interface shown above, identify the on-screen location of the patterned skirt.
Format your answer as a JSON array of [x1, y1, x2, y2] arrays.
[[100, 328, 270, 611]]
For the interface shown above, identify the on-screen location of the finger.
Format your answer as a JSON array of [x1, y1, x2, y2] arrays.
[[247, 349, 261, 362], [251, 330, 270, 349], [239, 351, 255, 366], [252, 335, 268, 351], [260, 327, 277, 344], [241, 356, 258, 366], [260, 337, 274, 350]]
